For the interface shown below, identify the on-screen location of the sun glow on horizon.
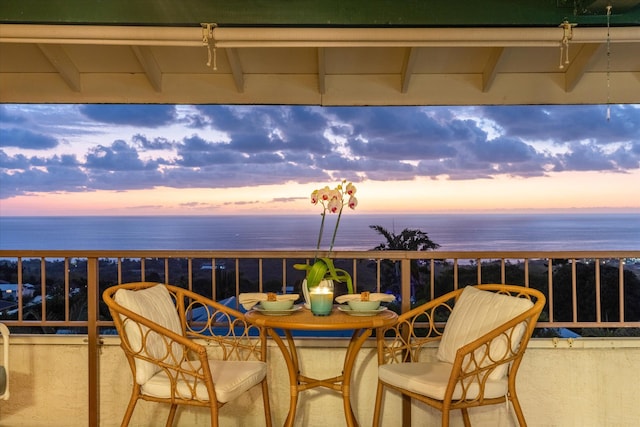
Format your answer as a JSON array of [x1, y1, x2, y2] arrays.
[[2, 170, 639, 216]]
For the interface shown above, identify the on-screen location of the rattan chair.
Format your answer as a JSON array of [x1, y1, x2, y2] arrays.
[[103, 282, 271, 427], [0, 323, 9, 401], [373, 284, 545, 427]]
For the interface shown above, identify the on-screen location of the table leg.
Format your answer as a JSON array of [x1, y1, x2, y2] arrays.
[[267, 328, 300, 427], [341, 328, 372, 427], [266, 326, 374, 427]]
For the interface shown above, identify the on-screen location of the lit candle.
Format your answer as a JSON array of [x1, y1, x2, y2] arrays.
[[310, 287, 333, 316]]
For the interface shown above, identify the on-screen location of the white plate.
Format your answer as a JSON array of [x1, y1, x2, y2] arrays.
[[337, 306, 388, 316], [254, 305, 303, 316]]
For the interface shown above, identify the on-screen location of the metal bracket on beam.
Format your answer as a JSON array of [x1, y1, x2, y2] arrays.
[[202, 23, 218, 70], [558, 20, 577, 69]]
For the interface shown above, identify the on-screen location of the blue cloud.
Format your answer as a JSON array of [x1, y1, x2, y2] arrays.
[[85, 140, 157, 171], [79, 105, 177, 127], [1, 104, 639, 199], [0, 128, 58, 149]]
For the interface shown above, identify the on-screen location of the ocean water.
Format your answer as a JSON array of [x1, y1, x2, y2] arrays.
[[0, 213, 638, 251]]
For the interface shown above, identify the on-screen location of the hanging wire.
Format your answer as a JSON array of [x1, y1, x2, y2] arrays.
[[606, 5, 612, 121]]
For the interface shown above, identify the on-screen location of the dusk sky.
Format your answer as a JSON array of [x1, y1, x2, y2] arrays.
[[1, 103, 639, 216]]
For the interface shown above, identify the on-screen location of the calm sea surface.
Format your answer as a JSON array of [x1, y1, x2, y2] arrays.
[[0, 214, 638, 251]]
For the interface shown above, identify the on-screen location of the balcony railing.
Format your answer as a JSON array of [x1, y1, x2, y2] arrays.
[[0, 249, 638, 425], [1, 249, 639, 332]]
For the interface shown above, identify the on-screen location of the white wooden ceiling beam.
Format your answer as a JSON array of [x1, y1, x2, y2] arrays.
[[131, 46, 162, 92], [482, 47, 505, 93], [4, 24, 638, 47], [401, 47, 418, 93], [224, 48, 245, 93], [317, 47, 326, 95], [36, 43, 81, 92], [565, 43, 602, 92]]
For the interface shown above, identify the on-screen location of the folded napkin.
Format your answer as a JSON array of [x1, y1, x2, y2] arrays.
[[335, 293, 396, 304], [238, 293, 299, 310]]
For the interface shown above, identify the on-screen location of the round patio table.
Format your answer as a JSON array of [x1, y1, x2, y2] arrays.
[[245, 305, 397, 427]]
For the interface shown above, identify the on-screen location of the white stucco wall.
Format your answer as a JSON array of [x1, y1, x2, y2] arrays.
[[1, 336, 639, 426]]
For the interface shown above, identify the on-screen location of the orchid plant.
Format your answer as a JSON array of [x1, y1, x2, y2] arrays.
[[294, 180, 358, 294]]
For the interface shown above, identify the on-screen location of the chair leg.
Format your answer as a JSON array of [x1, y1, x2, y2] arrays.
[[372, 381, 385, 427], [120, 388, 139, 427], [461, 408, 471, 427], [402, 394, 412, 426], [261, 379, 273, 427], [509, 390, 527, 427], [166, 403, 178, 427], [209, 403, 219, 427], [441, 409, 450, 427]]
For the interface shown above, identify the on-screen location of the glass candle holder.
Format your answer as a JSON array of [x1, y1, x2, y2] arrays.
[[310, 283, 334, 316]]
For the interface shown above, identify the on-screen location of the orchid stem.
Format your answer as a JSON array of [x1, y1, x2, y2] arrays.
[[314, 209, 326, 261], [329, 205, 344, 252]]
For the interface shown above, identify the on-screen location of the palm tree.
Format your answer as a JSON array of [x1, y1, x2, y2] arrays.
[[369, 225, 440, 251], [369, 225, 440, 303]]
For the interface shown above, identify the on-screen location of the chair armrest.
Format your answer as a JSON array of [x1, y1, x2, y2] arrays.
[[377, 292, 457, 364], [176, 288, 267, 362]]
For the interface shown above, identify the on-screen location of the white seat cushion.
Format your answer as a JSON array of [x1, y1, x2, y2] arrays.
[[142, 359, 267, 403], [379, 361, 507, 401], [436, 286, 534, 380], [114, 284, 183, 385]]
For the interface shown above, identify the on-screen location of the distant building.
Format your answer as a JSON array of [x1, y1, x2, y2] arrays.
[[200, 262, 227, 271], [0, 283, 35, 300]]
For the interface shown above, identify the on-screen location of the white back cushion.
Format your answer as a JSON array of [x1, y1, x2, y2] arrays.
[[436, 286, 534, 380], [114, 284, 183, 385]]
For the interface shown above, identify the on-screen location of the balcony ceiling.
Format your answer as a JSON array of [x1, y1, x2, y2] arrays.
[[1, 0, 639, 106]]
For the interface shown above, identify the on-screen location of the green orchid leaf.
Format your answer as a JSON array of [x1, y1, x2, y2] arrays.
[[295, 258, 353, 294], [293, 263, 311, 272], [320, 257, 337, 274], [306, 260, 329, 288], [332, 268, 354, 294]]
